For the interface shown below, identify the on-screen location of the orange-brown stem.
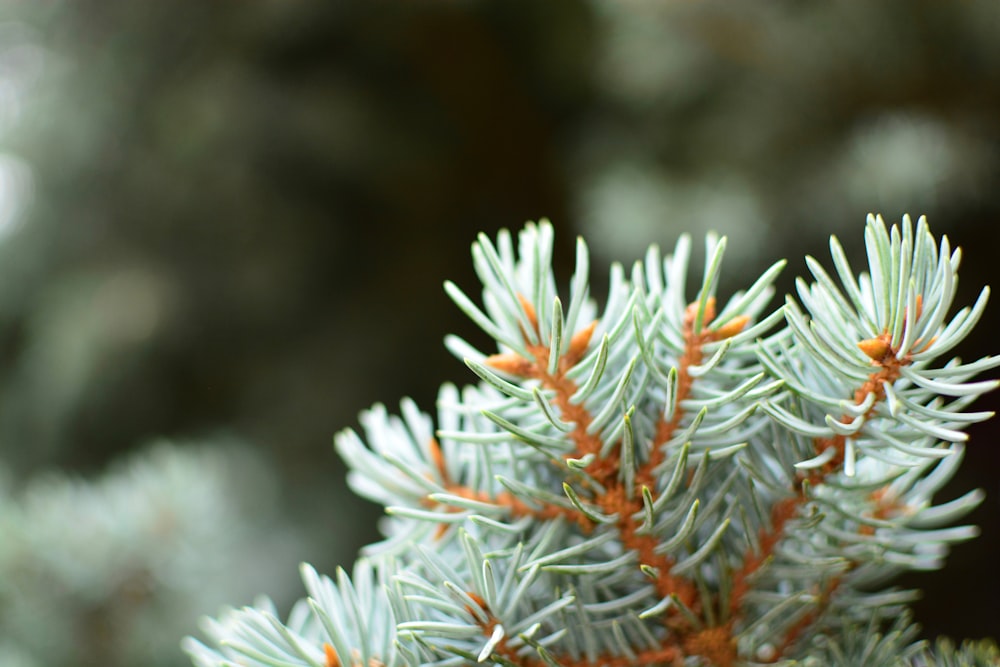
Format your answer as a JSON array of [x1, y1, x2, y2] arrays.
[[815, 329, 913, 474], [428, 439, 589, 531], [324, 644, 339, 667], [732, 310, 925, 661], [765, 576, 842, 662], [469, 591, 685, 667], [683, 626, 737, 667], [729, 497, 800, 619], [322, 645, 386, 667], [436, 295, 752, 666]]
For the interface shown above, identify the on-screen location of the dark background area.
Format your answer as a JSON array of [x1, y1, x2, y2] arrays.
[[0, 1, 996, 664]]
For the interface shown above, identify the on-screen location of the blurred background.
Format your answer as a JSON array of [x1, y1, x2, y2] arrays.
[[0, 1, 997, 665]]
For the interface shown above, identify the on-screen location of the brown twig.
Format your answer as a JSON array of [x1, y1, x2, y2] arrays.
[[728, 300, 924, 662]]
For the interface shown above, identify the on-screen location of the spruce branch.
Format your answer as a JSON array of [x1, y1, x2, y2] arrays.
[[186, 215, 998, 667]]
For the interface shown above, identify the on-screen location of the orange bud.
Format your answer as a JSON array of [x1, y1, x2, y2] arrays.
[[428, 438, 449, 483], [517, 294, 538, 332], [485, 353, 533, 377], [685, 296, 716, 327], [703, 296, 717, 325], [466, 591, 488, 611], [567, 320, 597, 363], [324, 644, 340, 667], [713, 315, 750, 340], [858, 337, 891, 361]]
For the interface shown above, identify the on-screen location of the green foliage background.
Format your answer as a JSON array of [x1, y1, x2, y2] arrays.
[[0, 2, 996, 665]]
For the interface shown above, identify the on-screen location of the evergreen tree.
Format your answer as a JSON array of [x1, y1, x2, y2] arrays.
[[185, 215, 997, 666]]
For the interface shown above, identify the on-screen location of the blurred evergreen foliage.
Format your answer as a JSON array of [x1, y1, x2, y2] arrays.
[[0, 1, 995, 665], [0, 441, 302, 667]]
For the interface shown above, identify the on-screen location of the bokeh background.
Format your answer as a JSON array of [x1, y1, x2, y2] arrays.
[[0, 1, 997, 665]]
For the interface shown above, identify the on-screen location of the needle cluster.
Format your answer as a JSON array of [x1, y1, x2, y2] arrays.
[[185, 215, 998, 667]]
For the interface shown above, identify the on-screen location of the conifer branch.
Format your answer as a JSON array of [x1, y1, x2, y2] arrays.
[[186, 215, 998, 667]]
